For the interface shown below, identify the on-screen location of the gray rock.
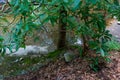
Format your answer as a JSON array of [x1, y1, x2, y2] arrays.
[[0, 75, 3, 80], [64, 52, 75, 62], [6, 45, 49, 56], [74, 38, 83, 45]]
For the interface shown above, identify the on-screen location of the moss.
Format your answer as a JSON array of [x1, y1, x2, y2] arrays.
[[0, 55, 47, 77], [0, 49, 65, 77]]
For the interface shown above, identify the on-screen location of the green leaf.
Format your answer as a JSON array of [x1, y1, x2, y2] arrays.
[[88, 0, 98, 4], [25, 24, 29, 31], [63, 0, 68, 3], [72, 0, 81, 11], [1, 48, 5, 56], [67, 16, 78, 29], [100, 48, 105, 57], [89, 41, 98, 49], [0, 36, 4, 42]]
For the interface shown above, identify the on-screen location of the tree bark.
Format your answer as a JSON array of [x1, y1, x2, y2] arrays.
[[57, 6, 67, 49]]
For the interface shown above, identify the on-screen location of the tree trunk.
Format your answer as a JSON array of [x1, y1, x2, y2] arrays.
[[57, 6, 67, 49], [82, 34, 88, 56]]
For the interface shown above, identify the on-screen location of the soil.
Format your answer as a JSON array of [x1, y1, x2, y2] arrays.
[[4, 51, 120, 80]]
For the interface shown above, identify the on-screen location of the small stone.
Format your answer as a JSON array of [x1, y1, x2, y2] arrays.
[[74, 38, 83, 45], [64, 52, 75, 62]]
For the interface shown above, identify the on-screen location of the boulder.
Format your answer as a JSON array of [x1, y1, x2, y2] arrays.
[[6, 45, 48, 56]]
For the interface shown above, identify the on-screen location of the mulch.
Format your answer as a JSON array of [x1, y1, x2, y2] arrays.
[[4, 51, 120, 80]]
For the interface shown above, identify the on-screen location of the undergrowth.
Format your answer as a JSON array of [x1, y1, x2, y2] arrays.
[[0, 49, 63, 77], [106, 38, 120, 51]]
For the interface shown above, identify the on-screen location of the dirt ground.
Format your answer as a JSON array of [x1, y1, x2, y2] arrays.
[[4, 51, 120, 80]]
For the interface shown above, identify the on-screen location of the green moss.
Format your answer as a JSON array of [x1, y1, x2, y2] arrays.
[[46, 49, 65, 59], [0, 55, 47, 77], [0, 49, 65, 77]]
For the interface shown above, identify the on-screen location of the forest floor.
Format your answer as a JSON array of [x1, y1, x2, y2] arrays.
[[4, 51, 120, 80], [4, 20, 120, 80]]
